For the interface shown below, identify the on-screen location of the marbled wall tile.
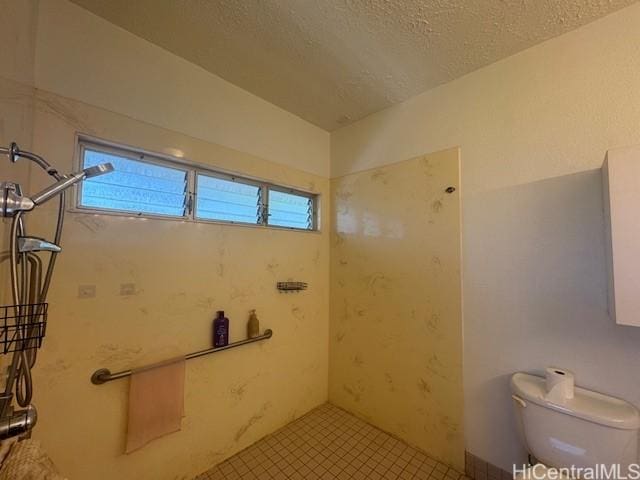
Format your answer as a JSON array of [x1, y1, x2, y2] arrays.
[[329, 148, 464, 470], [3, 90, 331, 480]]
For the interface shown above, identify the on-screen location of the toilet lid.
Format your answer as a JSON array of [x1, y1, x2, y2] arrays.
[[514, 465, 572, 479]]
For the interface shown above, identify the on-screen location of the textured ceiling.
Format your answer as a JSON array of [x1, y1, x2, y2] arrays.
[[70, 0, 637, 130]]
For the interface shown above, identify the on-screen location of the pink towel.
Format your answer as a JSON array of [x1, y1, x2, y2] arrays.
[[125, 357, 185, 453]]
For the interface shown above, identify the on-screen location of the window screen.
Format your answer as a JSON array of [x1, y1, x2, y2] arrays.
[[195, 174, 262, 224], [80, 147, 188, 217]]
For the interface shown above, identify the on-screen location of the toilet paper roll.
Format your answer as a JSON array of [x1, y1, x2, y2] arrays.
[[545, 367, 575, 403]]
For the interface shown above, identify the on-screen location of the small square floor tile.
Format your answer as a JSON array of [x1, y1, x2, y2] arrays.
[[192, 403, 462, 480]]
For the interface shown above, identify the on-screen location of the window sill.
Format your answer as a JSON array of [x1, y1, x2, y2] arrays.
[[67, 207, 322, 234]]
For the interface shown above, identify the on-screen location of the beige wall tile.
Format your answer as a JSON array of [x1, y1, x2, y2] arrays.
[[329, 148, 464, 470], [17, 90, 330, 480]]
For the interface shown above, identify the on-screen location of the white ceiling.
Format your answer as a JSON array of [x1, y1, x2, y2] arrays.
[[70, 0, 636, 131]]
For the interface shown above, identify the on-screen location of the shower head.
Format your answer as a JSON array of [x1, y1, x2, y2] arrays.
[[83, 162, 114, 178], [0, 162, 114, 216], [31, 162, 114, 206]]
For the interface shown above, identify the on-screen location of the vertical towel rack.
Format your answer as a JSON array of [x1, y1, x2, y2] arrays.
[[90, 329, 273, 385]]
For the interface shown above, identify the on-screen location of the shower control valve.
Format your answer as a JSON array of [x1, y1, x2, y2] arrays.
[[0, 405, 37, 440], [0, 182, 35, 217]]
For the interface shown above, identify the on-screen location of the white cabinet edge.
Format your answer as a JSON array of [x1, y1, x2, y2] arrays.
[[602, 145, 640, 327]]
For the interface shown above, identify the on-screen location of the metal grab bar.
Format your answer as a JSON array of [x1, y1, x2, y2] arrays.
[[90, 329, 273, 385]]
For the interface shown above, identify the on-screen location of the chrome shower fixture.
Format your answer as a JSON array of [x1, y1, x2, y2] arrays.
[[17, 237, 62, 253], [0, 159, 114, 217], [1, 142, 58, 177], [83, 163, 114, 178], [0, 405, 37, 439], [30, 164, 114, 205], [0, 142, 114, 440]]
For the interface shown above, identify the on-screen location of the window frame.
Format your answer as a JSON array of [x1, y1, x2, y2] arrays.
[[73, 135, 320, 232], [76, 141, 193, 221]]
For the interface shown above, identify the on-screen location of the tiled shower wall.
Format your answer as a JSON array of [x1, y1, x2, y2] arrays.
[[24, 89, 330, 480], [329, 148, 464, 470]]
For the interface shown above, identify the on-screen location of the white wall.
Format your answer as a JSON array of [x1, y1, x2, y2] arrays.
[[34, 0, 330, 177], [0, 0, 38, 86], [331, 3, 640, 470]]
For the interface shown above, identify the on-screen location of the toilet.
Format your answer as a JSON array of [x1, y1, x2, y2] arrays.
[[510, 372, 640, 479]]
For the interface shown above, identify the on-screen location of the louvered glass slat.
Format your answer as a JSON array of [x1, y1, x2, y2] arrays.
[[268, 190, 313, 230], [80, 149, 189, 216], [195, 174, 261, 224]]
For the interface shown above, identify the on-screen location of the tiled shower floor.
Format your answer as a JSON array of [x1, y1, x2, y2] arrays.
[[194, 403, 466, 480]]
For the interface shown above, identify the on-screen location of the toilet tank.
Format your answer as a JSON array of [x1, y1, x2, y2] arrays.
[[511, 373, 640, 469]]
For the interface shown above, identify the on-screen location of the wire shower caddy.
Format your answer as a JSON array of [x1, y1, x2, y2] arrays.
[[0, 303, 48, 354]]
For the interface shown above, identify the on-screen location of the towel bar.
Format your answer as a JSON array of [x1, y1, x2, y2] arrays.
[[90, 329, 273, 385]]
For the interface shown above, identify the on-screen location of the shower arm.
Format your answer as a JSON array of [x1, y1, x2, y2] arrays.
[[0, 143, 60, 180], [0, 142, 62, 217]]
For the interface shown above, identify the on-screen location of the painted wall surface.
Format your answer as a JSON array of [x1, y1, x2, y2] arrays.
[[330, 2, 640, 471], [34, 0, 330, 178], [329, 148, 463, 470], [0, 0, 38, 304], [0, 0, 37, 86], [21, 89, 330, 480]]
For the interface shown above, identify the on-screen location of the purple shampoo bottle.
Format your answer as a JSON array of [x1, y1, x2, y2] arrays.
[[213, 310, 229, 347]]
